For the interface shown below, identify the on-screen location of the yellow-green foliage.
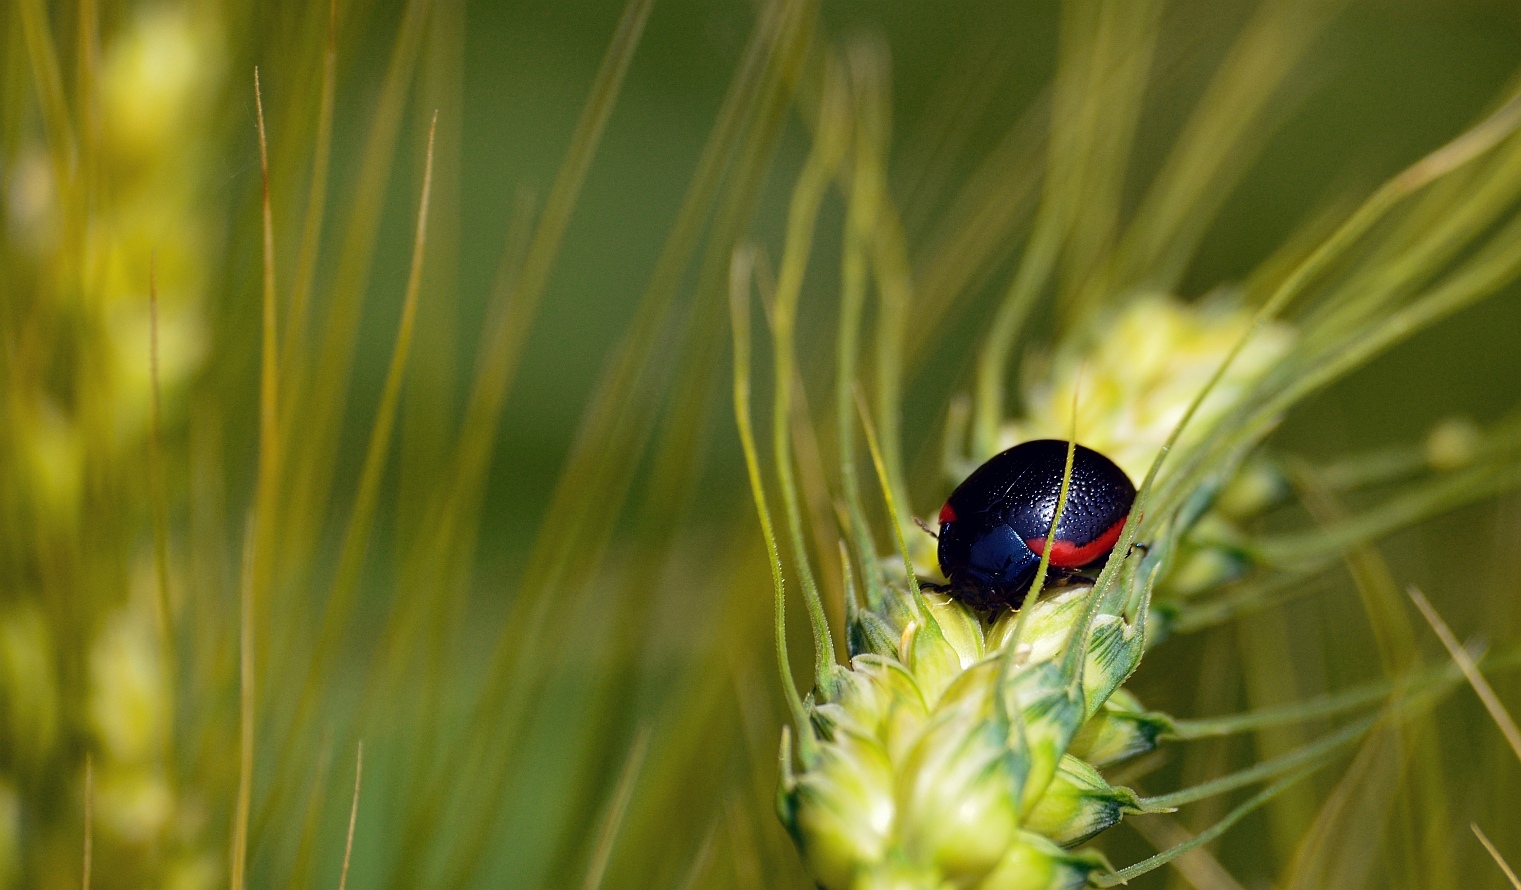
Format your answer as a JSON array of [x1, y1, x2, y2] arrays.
[[3, 0, 1521, 888]]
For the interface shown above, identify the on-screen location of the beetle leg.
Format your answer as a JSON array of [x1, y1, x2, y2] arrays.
[[1052, 566, 1098, 587]]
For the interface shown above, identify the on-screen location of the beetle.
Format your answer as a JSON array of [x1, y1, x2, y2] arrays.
[[931, 439, 1135, 611]]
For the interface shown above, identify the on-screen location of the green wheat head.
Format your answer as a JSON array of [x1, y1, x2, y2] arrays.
[[731, 1, 1521, 888]]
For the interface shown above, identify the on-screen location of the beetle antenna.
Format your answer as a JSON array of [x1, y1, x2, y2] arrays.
[[912, 516, 939, 539]]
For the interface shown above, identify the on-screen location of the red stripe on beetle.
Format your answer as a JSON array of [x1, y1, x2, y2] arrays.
[[939, 503, 957, 525], [1025, 517, 1127, 568]]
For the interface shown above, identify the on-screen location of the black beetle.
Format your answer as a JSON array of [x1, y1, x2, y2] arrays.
[[933, 439, 1135, 611]]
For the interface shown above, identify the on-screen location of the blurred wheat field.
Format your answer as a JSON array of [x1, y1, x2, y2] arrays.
[[3, 0, 1521, 888]]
